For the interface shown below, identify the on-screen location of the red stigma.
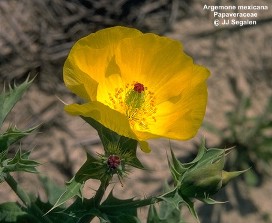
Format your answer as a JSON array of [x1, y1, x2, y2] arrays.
[[134, 83, 145, 93], [107, 155, 121, 169]]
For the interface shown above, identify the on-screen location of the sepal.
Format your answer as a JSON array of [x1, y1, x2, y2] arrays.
[[82, 116, 145, 170]]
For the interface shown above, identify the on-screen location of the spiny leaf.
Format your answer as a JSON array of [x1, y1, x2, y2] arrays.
[[0, 77, 34, 128], [198, 197, 227, 205], [147, 203, 184, 223], [0, 149, 8, 164], [181, 196, 199, 223], [46, 178, 83, 214], [100, 190, 154, 221], [147, 205, 159, 223], [116, 137, 144, 170], [30, 197, 92, 223], [159, 190, 183, 211], [182, 138, 206, 168], [101, 189, 136, 208], [75, 152, 108, 182], [0, 202, 30, 222], [167, 155, 180, 184], [0, 125, 38, 153], [3, 149, 40, 174], [169, 147, 187, 176], [167, 147, 187, 184], [148, 186, 184, 223], [39, 176, 66, 204], [167, 139, 207, 184]]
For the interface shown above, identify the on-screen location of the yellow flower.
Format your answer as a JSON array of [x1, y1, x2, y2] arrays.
[[64, 26, 210, 152]]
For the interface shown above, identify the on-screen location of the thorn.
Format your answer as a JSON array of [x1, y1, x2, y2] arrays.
[[55, 95, 68, 105], [117, 174, 124, 187], [224, 146, 236, 156]]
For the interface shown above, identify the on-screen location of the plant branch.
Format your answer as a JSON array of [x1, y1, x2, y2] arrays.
[[5, 173, 53, 223], [93, 178, 110, 207], [5, 173, 31, 206], [84, 178, 110, 223], [100, 196, 159, 211]]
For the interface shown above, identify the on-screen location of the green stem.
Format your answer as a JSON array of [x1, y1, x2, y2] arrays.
[[84, 178, 110, 223], [100, 196, 160, 212], [5, 173, 31, 206], [5, 173, 53, 223], [93, 179, 110, 207], [99, 186, 176, 211]]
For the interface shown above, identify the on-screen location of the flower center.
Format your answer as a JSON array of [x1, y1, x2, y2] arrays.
[[107, 155, 121, 169], [133, 83, 145, 93], [106, 81, 157, 130], [125, 83, 145, 110]]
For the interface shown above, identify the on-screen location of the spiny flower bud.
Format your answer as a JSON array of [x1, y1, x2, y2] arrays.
[[107, 155, 121, 170], [168, 139, 246, 201], [178, 160, 223, 198]]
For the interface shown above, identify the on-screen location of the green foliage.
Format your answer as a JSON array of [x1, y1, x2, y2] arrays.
[[99, 190, 141, 223], [0, 202, 30, 223], [0, 77, 33, 128], [166, 139, 245, 221], [0, 78, 39, 182], [205, 89, 272, 186], [39, 176, 66, 205], [0, 149, 40, 182], [147, 184, 184, 223], [147, 203, 183, 223], [1, 176, 95, 223], [0, 125, 37, 153], [47, 176, 84, 213], [0, 199, 91, 223], [48, 145, 132, 213]]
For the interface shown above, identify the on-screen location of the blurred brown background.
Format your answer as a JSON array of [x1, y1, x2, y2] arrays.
[[0, 0, 271, 222]]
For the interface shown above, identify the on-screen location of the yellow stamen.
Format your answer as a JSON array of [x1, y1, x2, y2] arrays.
[[106, 82, 156, 130]]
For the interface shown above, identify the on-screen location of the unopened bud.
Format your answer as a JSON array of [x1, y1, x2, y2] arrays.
[[178, 160, 223, 198], [107, 155, 121, 170], [168, 140, 246, 200]]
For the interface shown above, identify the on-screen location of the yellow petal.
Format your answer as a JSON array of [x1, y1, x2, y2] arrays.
[[63, 58, 98, 101], [147, 65, 209, 140], [65, 101, 153, 153], [96, 73, 125, 110], [78, 26, 143, 50], [64, 101, 137, 140], [115, 33, 195, 103], [64, 26, 143, 100]]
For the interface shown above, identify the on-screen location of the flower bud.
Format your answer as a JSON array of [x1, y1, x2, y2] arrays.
[[168, 140, 245, 201], [178, 150, 224, 198], [107, 155, 121, 170]]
